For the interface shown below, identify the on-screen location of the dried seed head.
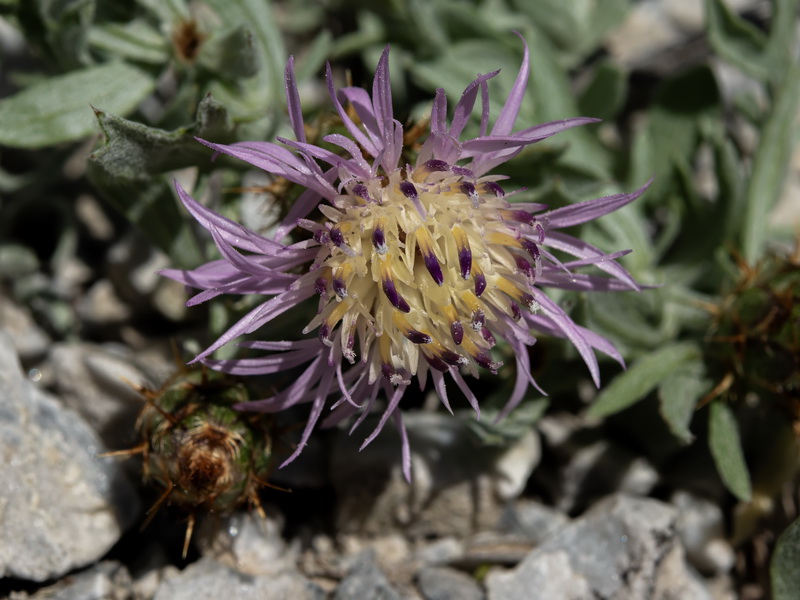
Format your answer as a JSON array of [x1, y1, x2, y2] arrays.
[[138, 368, 275, 514]]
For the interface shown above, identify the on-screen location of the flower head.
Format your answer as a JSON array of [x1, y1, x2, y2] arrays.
[[163, 36, 649, 480]]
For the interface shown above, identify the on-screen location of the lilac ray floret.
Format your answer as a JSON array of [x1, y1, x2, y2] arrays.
[[544, 179, 652, 229]]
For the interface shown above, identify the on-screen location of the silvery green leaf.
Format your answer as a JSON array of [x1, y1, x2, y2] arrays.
[[466, 398, 549, 446], [0, 62, 154, 148], [706, 0, 798, 85], [293, 30, 333, 81], [742, 64, 800, 263], [525, 32, 611, 178], [134, 0, 187, 23], [640, 65, 721, 203], [329, 12, 385, 59], [578, 61, 627, 121], [509, 0, 629, 58], [203, 0, 285, 121], [712, 131, 746, 244], [763, 0, 798, 81], [88, 95, 233, 179], [88, 19, 168, 64], [0, 244, 40, 279], [18, 0, 95, 69], [708, 400, 752, 501], [87, 97, 232, 267], [583, 291, 666, 353], [587, 342, 702, 418], [658, 361, 709, 444], [705, 0, 769, 81], [198, 25, 259, 80], [771, 517, 800, 599]]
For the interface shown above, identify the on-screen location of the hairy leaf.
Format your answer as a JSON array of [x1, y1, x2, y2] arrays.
[[771, 516, 800, 599], [0, 63, 154, 148], [587, 342, 702, 418], [708, 400, 752, 501], [658, 361, 709, 444], [742, 64, 800, 263]]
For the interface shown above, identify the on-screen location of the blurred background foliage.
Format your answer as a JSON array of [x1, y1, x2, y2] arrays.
[[0, 0, 798, 595]]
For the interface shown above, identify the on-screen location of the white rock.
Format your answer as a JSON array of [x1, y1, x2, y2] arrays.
[[195, 511, 297, 577], [493, 429, 541, 500], [152, 557, 325, 600], [672, 490, 736, 575], [0, 331, 139, 582], [485, 494, 712, 600], [48, 342, 149, 447]]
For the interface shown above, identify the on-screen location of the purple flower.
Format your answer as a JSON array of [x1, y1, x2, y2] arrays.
[[162, 36, 649, 480]]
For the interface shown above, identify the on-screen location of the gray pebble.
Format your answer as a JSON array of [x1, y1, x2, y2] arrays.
[[672, 490, 735, 575], [498, 500, 570, 545], [334, 550, 401, 600], [417, 567, 484, 600], [48, 342, 149, 448]]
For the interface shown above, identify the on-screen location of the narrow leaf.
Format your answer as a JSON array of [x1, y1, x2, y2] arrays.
[[577, 61, 628, 121], [658, 362, 709, 444], [764, 0, 799, 80], [708, 400, 752, 501], [88, 20, 168, 64], [742, 63, 800, 263], [705, 0, 770, 81], [587, 342, 702, 418]]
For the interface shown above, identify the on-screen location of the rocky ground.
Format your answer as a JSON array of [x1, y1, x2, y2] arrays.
[[1, 0, 795, 598], [0, 320, 742, 599]]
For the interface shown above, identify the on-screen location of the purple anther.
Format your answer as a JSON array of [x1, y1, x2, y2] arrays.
[[461, 182, 479, 207], [510, 301, 521, 320], [405, 329, 432, 344], [474, 272, 487, 296], [319, 323, 330, 342], [441, 350, 465, 366], [424, 253, 444, 286], [535, 222, 546, 244], [381, 363, 397, 381], [382, 279, 411, 313], [424, 159, 449, 172], [521, 293, 537, 312], [314, 277, 328, 295], [332, 276, 347, 298], [471, 309, 485, 331], [451, 166, 474, 178], [483, 181, 504, 196], [475, 352, 502, 373], [423, 353, 449, 372], [510, 210, 534, 225], [313, 229, 330, 244], [399, 181, 418, 199], [458, 246, 472, 279], [352, 183, 370, 201], [515, 255, 534, 279], [330, 226, 346, 247], [372, 227, 388, 255], [450, 321, 464, 345], [521, 238, 540, 260], [344, 333, 356, 362], [481, 327, 496, 346]]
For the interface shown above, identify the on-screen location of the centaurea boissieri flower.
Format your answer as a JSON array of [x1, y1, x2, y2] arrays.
[[163, 37, 649, 480]]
